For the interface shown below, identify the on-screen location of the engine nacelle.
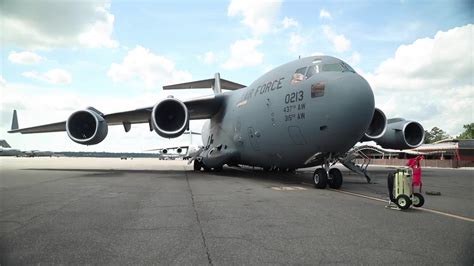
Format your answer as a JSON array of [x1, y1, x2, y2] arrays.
[[361, 108, 387, 141], [66, 108, 108, 145], [375, 118, 425, 149], [151, 98, 189, 138]]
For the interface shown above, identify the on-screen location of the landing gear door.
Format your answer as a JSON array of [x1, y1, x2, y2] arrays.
[[247, 127, 260, 151]]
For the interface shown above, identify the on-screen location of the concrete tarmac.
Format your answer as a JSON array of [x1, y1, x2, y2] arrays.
[[0, 157, 472, 265]]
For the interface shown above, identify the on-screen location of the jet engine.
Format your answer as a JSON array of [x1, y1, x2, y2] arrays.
[[177, 148, 182, 154], [66, 108, 108, 145], [362, 108, 387, 141], [151, 98, 189, 138], [375, 118, 425, 149]]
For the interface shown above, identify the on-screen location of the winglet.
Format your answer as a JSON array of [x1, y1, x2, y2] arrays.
[[11, 110, 19, 131]]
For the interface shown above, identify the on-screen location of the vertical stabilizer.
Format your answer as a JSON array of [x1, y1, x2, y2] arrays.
[[11, 110, 19, 131], [213, 73, 222, 94]]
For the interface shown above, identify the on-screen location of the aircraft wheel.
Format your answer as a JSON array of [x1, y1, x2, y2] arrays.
[[412, 193, 425, 207], [202, 165, 211, 172], [313, 168, 328, 189], [193, 160, 202, 171], [396, 195, 412, 210], [328, 168, 343, 189]]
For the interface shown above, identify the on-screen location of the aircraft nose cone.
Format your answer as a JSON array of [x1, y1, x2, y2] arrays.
[[324, 73, 375, 151]]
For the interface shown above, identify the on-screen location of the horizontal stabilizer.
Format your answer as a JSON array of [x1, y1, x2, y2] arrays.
[[163, 73, 246, 94]]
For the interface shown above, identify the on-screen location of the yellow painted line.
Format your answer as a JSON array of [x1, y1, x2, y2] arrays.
[[416, 207, 474, 223], [328, 189, 474, 223]]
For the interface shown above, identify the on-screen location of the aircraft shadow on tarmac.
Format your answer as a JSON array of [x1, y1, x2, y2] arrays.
[[22, 166, 390, 186]]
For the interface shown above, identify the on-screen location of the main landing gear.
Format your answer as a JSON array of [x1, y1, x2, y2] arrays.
[[312, 159, 343, 189], [193, 159, 222, 172]]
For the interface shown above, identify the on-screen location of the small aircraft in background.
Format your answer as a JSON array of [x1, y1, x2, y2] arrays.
[[0, 139, 53, 157], [8, 56, 425, 189], [146, 131, 202, 160]]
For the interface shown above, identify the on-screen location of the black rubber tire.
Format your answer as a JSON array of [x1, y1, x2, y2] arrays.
[[328, 168, 343, 189], [396, 195, 412, 210], [313, 168, 328, 189], [412, 193, 425, 207], [193, 160, 201, 171]]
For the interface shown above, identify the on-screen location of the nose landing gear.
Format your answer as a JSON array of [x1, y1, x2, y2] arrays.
[[312, 156, 343, 189]]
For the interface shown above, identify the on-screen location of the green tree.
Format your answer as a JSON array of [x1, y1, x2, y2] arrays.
[[424, 127, 451, 144], [457, 123, 474, 139]]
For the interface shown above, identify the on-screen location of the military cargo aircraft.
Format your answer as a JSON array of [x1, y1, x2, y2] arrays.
[[0, 139, 53, 157], [8, 56, 425, 189]]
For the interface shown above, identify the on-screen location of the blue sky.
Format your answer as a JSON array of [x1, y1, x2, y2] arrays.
[[1, 0, 472, 152]]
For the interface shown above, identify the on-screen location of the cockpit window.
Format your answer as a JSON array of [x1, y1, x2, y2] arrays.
[[322, 63, 345, 72], [295, 67, 307, 75], [306, 65, 317, 79], [341, 62, 355, 72], [291, 67, 307, 84]]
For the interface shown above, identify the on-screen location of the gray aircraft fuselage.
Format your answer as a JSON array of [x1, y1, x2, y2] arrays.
[[200, 56, 374, 169]]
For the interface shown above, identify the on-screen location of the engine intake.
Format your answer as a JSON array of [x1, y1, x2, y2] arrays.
[[66, 108, 108, 145], [151, 98, 189, 138], [362, 108, 387, 140], [375, 118, 424, 149]]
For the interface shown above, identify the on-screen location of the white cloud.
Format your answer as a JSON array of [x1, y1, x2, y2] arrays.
[[348, 51, 361, 65], [366, 24, 473, 91], [222, 39, 264, 69], [0, 76, 6, 88], [322, 26, 351, 53], [22, 69, 72, 85], [78, 4, 118, 48], [289, 33, 306, 53], [199, 51, 217, 64], [8, 51, 44, 64], [319, 9, 332, 19], [1, 0, 117, 49], [228, 0, 282, 35], [107, 46, 192, 89], [366, 24, 473, 136], [281, 17, 299, 29]]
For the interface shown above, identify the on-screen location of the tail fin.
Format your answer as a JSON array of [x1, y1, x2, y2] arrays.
[[0, 140, 11, 148], [11, 110, 19, 131], [163, 73, 246, 94]]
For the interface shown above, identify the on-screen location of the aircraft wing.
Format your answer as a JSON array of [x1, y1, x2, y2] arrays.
[[8, 94, 225, 134]]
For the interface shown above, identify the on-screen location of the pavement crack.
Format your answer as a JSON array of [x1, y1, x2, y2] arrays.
[[185, 171, 213, 266]]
